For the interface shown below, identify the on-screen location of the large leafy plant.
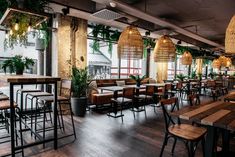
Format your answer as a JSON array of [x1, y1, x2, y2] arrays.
[[176, 73, 187, 81], [71, 66, 90, 98], [129, 75, 146, 87], [2, 55, 34, 74]]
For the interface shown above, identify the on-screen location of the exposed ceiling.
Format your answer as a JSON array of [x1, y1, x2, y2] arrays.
[[50, 0, 235, 51]]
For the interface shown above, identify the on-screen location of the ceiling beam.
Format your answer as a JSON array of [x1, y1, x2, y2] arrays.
[[93, 0, 225, 50]]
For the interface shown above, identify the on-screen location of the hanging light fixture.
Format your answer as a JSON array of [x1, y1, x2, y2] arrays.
[[212, 59, 221, 69], [218, 56, 227, 67], [117, 25, 143, 60], [14, 19, 19, 31], [181, 51, 192, 65], [154, 35, 175, 62], [225, 15, 235, 53], [225, 57, 232, 67]]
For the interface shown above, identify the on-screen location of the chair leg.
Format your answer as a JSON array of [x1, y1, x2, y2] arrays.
[[120, 104, 123, 123], [201, 138, 205, 157], [159, 133, 168, 157], [132, 102, 135, 119], [171, 138, 177, 155], [58, 103, 65, 132], [69, 102, 76, 139], [43, 105, 46, 148], [17, 108, 24, 157]]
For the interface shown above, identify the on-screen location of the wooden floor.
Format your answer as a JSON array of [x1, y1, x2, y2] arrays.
[[1, 95, 235, 157]]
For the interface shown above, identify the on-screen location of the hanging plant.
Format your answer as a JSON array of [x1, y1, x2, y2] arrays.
[[0, 0, 49, 49]]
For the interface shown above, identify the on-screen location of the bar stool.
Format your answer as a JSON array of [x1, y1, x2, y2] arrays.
[[36, 79, 76, 145], [0, 96, 24, 156]]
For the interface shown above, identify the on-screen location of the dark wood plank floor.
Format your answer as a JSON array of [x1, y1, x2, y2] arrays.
[[1, 96, 235, 157]]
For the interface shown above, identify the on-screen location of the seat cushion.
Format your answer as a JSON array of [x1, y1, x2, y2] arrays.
[[168, 124, 206, 141], [116, 80, 125, 86], [38, 96, 69, 102]]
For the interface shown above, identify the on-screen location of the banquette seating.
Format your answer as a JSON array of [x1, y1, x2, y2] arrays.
[[88, 78, 159, 107]]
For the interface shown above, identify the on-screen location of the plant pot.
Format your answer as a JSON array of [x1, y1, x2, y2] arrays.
[[136, 82, 141, 87], [16, 69, 24, 75], [71, 97, 87, 117]]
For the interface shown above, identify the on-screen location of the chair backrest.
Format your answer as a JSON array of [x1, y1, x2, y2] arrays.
[[145, 85, 156, 96], [176, 82, 183, 89], [123, 87, 135, 99], [160, 97, 179, 132], [60, 79, 72, 98], [207, 80, 216, 87], [165, 83, 172, 91], [188, 94, 200, 106]]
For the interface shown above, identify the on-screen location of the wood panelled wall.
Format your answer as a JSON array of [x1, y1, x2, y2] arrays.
[[57, 15, 87, 78]]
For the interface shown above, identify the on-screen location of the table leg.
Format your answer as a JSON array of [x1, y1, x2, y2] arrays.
[[10, 83, 15, 157], [222, 129, 230, 155], [54, 82, 58, 150], [205, 126, 216, 157]]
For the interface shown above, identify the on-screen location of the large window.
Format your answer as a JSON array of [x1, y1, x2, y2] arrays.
[[87, 26, 145, 79]]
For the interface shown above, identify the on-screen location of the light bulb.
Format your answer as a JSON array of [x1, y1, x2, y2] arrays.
[[14, 19, 19, 31], [27, 25, 31, 32], [5, 32, 9, 39], [9, 29, 13, 35]]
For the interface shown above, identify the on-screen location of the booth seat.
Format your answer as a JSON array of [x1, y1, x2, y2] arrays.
[[88, 78, 155, 107]]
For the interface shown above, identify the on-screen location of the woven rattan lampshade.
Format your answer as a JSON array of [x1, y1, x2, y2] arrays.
[[225, 15, 235, 53], [117, 26, 143, 59], [181, 51, 192, 65], [225, 57, 232, 67], [154, 35, 175, 62], [218, 56, 227, 67], [212, 59, 221, 69]]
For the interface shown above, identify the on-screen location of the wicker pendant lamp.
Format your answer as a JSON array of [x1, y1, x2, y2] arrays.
[[181, 51, 192, 65], [117, 26, 143, 60], [212, 59, 221, 69], [218, 56, 227, 67], [225, 57, 232, 67], [225, 15, 235, 53], [154, 35, 176, 62]]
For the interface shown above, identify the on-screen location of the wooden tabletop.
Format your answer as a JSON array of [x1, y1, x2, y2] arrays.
[[171, 101, 235, 131], [99, 85, 145, 92], [144, 83, 165, 87], [0, 74, 61, 83]]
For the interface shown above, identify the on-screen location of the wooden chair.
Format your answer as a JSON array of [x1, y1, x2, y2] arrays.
[[188, 94, 200, 106], [108, 87, 135, 122], [159, 97, 206, 157]]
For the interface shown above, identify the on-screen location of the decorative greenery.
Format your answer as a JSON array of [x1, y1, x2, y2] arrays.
[[129, 75, 146, 87], [2, 55, 34, 74], [197, 73, 202, 80], [176, 73, 187, 81], [191, 70, 196, 79], [71, 66, 90, 98], [0, 0, 49, 49]]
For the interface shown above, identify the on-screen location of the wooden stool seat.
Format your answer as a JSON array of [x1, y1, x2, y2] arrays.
[[38, 96, 69, 102], [27, 92, 53, 97], [0, 94, 9, 101], [169, 124, 206, 141], [0, 100, 17, 110]]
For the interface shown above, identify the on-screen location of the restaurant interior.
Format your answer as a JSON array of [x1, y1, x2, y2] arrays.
[[0, 0, 235, 157]]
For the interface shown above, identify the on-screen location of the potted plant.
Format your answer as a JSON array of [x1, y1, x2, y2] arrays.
[[71, 66, 90, 117], [129, 75, 146, 87], [176, 73, 187, 82], [2, 55, 34, 75]]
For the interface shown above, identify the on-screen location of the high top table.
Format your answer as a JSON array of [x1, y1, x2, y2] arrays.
[[0, 74, 61, 157]]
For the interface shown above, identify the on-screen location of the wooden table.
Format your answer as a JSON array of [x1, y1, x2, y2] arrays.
[[171, 101, 235, 157], [0, 74, 61, 157]]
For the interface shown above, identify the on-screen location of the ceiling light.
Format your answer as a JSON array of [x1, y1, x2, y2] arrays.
[[154, 35, 176, 62], [225, 15, 235, 53], [181, 51, 192, 65], [14, 19, 19, 31], [118, 25, 143, 60]]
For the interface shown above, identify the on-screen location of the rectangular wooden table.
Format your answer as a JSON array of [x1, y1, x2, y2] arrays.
[[0, 74, 61, 157], [171, 101, 235, 157]]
